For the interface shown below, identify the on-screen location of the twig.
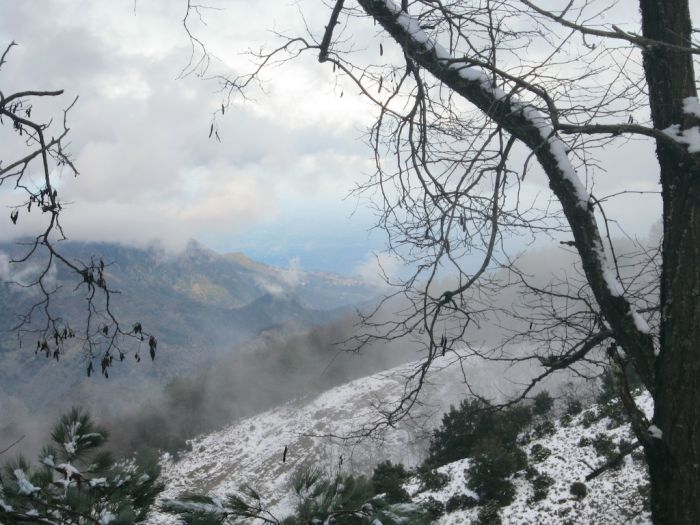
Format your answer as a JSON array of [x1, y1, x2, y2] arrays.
[[0, 434, 25, 455]]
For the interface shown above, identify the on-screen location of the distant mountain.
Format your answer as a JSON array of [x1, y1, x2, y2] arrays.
[[0, 239, 375, 309], [0, 239, 379, 416]]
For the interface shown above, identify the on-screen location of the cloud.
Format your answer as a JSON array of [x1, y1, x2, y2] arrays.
[[277, 256, 304, 286], [353, 252, 402, 285], [0, 0, 377, 265], [0, 250, 57, 294], [0, 0, 671, 274], [0, 252, 9, 281]]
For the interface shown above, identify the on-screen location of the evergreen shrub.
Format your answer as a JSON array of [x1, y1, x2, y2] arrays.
[[570, 481, 588, 499], [530, 473, 554, 502], [580, 410, 598, 428], [533, 391, 554, 416], [0, 407, 162, 525], [427, 399, 532, 467], [592, 434, 617, 462], [533, 420, 556, 438], [474, 502, 503, 525], [422, 496, 445, 520], [372, 461, 411, 503], [445, 493, 478, 512], [566, 399, 583, 416], [467, 441, 527, 506], [530, 443, 552, 463], [417, 466, 449, 491]]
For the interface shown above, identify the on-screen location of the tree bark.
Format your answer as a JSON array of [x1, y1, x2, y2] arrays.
[[640, 1, 700, 523]]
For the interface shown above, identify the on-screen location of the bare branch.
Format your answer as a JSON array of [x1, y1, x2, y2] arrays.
[[319, 0, 346, 62], [0, 42, 155, 377], [518, 0, 700, 55]]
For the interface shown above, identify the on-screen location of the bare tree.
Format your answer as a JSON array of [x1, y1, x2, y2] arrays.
[[0, 42, 155, 377], [184, 0, 699, 522]]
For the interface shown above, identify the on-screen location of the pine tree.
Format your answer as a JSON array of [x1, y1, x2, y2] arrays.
[[163, 464, 435, 525], [0, 407, 163, 524]]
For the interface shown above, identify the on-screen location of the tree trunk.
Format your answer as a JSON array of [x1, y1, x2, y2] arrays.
[[639, 1, 700, 523]]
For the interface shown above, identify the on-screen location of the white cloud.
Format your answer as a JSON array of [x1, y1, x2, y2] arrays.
[[0, 0, 378, 265], [353, 252, 401, 285], [0, 0, 673, 272], [0, 250, 57, 292], [0, 252, 9, 281]]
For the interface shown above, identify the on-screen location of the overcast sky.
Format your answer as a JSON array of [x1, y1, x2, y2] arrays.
[[0, 1, 672, 275]]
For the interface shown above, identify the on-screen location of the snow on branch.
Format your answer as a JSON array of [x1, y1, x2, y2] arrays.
[[661, 97, 700, 153], [663, 125, 700, 153], [379, 0, 590, 205]]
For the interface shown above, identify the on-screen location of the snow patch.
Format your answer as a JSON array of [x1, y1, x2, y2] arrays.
[[683, 97, 700, 119], [593, 240, 625, 297], [382, 0, 590, 208], [385, 0, 509, 102], [149, 352, 656, 525], [601, 267, 624, 297], [148, 356, 477, 524], [89, 477, 108, 487], [517, 103, 590, 207], [13, 469, 39, 495], [429, 393, 654, 524], [648, 424, 663, 439], [378, 0, 663, 347], [631, 311, 651, 334], [56, 463, 81, 482], [0, 497, 13, 512], [99, 510, 116, 525], [662, 124, 700, 153], [63, 420, 81, 457], [161, 499, 224, 516]]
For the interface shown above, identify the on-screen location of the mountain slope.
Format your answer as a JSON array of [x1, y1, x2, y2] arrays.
[[409, 396, 652, 524], [150, 358, 651, 524], [149, 358, 473, 524]]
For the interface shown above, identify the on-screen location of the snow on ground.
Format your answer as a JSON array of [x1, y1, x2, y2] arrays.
[[409, 395, 653, 524], [148, 355, 484, 524], [148, 355, 651, 524]]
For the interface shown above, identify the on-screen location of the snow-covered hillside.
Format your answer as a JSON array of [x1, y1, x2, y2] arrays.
[[148, 357, 651, 524], [148, 356, 496, 523], [409, 396, 652, 524]]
